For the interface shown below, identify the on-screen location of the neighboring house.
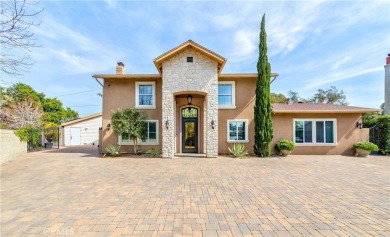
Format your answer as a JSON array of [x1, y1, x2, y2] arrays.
[[93, 40, 379, 157], [61, 113, 102, 146]]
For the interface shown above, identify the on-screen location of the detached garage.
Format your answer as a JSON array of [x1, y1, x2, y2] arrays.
[[61, 113, 102, 146]]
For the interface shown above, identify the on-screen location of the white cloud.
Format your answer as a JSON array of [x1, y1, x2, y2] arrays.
[[229, 29, 258, 62], [32, 15, 123, 74]]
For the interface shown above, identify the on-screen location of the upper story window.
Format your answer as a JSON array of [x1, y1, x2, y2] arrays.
[[294, 119, 336, 145], [218, 81, 236, 109], [227, 119, 249, 143], [136, 82, 156, 109], [187, 57, 193, 62]]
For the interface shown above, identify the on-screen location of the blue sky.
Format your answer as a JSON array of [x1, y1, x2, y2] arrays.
[[2, 0, 389, 117]]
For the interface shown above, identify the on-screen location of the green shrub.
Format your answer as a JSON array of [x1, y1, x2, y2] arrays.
[[14, 126, 42, 148], [376, 115, 390, 155], [353, 141, 379, 151], [275, 139, 296, 151], [103, 144, 121, 157], [228, 143, 249, 158], [43, 122, 59, 143], [147, 147, 161, 158]]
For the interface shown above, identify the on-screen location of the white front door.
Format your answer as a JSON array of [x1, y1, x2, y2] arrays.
[[70, 127, 81, 145]]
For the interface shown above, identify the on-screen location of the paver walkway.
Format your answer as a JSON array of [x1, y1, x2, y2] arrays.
[[1, 146, 389, 236]]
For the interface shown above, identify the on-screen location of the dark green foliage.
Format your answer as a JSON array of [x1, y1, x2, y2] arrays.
[[111, 108, 147, 154], [1, 83, 78, 125], [362, 113, 379, 128], [254, 14, 273, 157], [6, 83, 44, 104], [14, 126, 42, 148], [276, 139, 296, 151], [288, 86, 348, 105], [311, 86, 348, 105], [353, 141, 379, 151], [376, 115, 390, 155], [271, 93, 288, 104]]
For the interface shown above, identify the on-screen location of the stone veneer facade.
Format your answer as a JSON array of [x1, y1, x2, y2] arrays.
[[162, 48, 218, 158]]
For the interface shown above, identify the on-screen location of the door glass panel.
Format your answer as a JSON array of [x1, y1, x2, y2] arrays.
[[184, 122, 196, 149], [182, 108, 198, 118]]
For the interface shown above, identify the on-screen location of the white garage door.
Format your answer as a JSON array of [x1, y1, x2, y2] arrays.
[[70, 127, 81, 145]]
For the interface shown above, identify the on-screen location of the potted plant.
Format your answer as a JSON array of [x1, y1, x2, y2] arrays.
[[276, 139, 296, 156], [353, 141, 379, 157], [43, 122, 59, 149]]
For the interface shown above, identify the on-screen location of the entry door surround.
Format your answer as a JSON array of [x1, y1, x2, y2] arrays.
[[161, 47, 219, 158]]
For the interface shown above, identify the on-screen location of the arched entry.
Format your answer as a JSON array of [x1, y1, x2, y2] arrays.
[[181, 107, 198, 153]]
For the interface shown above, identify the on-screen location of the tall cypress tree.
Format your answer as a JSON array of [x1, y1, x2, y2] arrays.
[[254, 14, 273, 157]]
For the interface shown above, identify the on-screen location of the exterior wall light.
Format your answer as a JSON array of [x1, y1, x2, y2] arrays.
[[211, 120, 215, 129], [356, 122, 362, 129], [107, 123, 111, 130], [165, 120, 169, 129], [187, 94, 192, 105]]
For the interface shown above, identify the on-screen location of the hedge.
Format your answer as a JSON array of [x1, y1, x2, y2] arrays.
[[376, 115, 390, 155]]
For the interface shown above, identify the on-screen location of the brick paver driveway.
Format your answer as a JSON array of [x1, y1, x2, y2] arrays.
[[1, 147, 389, 237]]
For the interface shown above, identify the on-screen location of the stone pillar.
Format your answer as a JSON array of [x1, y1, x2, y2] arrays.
[[385, 54, 390, 115], [206, 85, 218, 157], [162, 92, 175, 158]]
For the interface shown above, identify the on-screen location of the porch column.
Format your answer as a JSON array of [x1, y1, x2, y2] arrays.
[[162, 92, 175, 158], [205, 85, 218, 157]]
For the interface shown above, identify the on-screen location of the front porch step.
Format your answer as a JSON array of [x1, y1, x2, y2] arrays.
[[174, 153, 207, 158]]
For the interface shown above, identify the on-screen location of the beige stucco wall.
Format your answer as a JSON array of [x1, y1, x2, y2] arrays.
[[218, 77, 257, 154], [271, 113, 368, 155], [0, 129, 27, 164], [101, 78, 162, 153], [162, 48, 218, 157]]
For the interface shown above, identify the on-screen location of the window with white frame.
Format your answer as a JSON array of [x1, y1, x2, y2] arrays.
[[119, 120, 158, 145], [136, 82, 156, 108], [294, 119, 336, 145], [227, 119, 248, 143], [218, 82, 235, 108]]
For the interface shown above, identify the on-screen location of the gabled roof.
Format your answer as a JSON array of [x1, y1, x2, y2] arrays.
[[153, 40, 227, 74], [61, 113, 102, 126], [272, 103, 380, 113]]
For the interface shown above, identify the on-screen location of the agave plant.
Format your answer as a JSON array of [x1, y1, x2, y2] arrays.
[[103, 144, 121, 157], [228, 143, 249, 158], [147, 147, 162, 158]]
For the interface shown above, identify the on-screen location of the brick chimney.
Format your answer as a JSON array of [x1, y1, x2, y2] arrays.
[[385, 54, 390, 114], [387, 54, 390, 65], [116, 62, 126, 75]]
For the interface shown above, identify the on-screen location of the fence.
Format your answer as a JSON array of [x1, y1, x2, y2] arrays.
[[26, 127, 60, 152], [369, 125, 380, 146]]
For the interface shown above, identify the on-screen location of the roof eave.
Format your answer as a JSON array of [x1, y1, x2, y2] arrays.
[[273, 109, 380, 114], [92, 74, 162, 79], [153, 40, 227, 74]]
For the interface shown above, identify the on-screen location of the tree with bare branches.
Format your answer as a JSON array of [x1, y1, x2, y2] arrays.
[[1, 98, 43, 129], [0, 0, 43, 76]]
